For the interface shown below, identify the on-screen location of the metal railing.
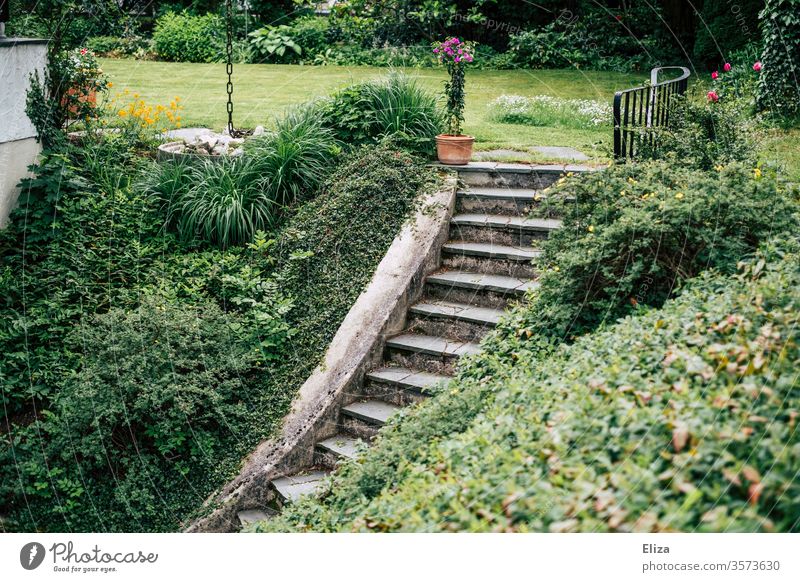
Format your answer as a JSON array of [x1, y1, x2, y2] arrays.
[[613, 66, 691, 160]]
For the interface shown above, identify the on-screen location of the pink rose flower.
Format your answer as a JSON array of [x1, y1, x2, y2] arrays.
[[753, 61, 762, 72], [711, 71, 718, 80], [707, 90, 719, 102], [723, 62, 731, 72]]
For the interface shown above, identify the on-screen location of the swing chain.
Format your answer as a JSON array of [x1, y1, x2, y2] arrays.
[[225, 0, 235, 135]]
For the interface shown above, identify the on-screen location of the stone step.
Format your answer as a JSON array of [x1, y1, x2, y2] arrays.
[[450, 214, 561, 247], [237, 508, 277, 527], [343, 399, 401, 425], [363, 367, 449, 406], [441, 241, 541, 278], [443, 241, 542, 262], [424, 270, 538, 309], [385, 333, 482, 375], [407, 300, 503, 343], [449, 162, 595, 190], [341, 399, 402, 439], [270, 470, 330, 505], [314, 434, 364, 468], [367, 367, 449, 396], [456, 187, 541, 216], [452, 213, 562, 232], [410, 301, 504, 325]]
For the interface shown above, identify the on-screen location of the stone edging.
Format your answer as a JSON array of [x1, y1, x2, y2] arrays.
[[186, 174, 457, 532]]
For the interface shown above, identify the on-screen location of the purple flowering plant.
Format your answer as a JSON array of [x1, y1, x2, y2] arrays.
[[433, 37, 475, 135]]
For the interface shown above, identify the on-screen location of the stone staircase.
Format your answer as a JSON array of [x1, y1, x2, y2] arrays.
[[235, 164, 589, 528]]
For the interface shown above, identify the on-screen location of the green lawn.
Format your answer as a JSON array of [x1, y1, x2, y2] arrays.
[[101, 59, 647, 163], [101, 59, 800, 175]]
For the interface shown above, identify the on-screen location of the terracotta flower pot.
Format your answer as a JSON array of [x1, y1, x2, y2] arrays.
[[62, 86, 97, 118], [436, 134, 475, 165]]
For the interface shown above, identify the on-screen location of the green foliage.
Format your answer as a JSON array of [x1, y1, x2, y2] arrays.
[[246, 108, 339, 207], [315, 73, 444, 156], [642, 94, 759, 170], [513, 162, 798, 343], [261, 241, 800, 532], [166, 157, 280, 249], [693, 1, 763, 68], [152, 11, 224, 63], [507, 4, 678, 72], [272, 142, 439, 378], [248, 16, 331, 64], [1, 136, 432, 531], [758, 0, 800, 117], [144, 109, 338, 248]]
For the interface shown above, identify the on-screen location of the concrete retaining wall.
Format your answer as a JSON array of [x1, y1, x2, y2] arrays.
[[0, 38, 47, 228], [186, 175, 457, 532]]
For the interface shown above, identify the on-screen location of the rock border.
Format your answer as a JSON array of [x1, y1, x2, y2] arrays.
[[185, 174, 457, 532]]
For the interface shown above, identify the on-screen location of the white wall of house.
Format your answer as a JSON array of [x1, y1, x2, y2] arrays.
[[0, 38, 47, 228]]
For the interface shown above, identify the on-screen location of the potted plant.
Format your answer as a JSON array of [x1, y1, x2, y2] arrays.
[[60, 48, 109, 119], [433, 37, 475, 165]]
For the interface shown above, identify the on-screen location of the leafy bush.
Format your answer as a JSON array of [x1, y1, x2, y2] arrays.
[[507, 4, 678, 72], [511, 162, 798, 343], [261, 241, 800, 532], [152, 11, 224, 63], [315, 73, 444, 156], [758, 0, 800, 118], [488, 94, 611, 128], [642, 94, 759, 170], [248, 16, 331, 64]]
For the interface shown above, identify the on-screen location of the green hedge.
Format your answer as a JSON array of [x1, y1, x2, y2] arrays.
[[152, 12, 224, 63], [260, 240, 800, 532]]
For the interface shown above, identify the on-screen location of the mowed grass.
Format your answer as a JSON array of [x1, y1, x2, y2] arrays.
[[101, 59, 646, 163], [101, 59, 800, 175]]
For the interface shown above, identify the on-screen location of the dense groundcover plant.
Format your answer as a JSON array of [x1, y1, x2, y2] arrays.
[[0, 128, 437, 531], [507, 162, 799, 344], [260, 240, 800, 532]]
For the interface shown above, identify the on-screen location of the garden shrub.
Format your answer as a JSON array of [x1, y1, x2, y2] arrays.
[[261, 241, 800, 532], [248, 16, 332, 64], [246, 108, 339, 207], [758, 0, 800, 118], [507, 3, 678, 72], [510, 162, 798, 344], [315, 73, 444, 156], [152, 11, 224, 63], [641, 94, 759, 170]]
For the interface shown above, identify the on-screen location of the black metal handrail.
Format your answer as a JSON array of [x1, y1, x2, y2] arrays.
[[613, 66, 691, 160]]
